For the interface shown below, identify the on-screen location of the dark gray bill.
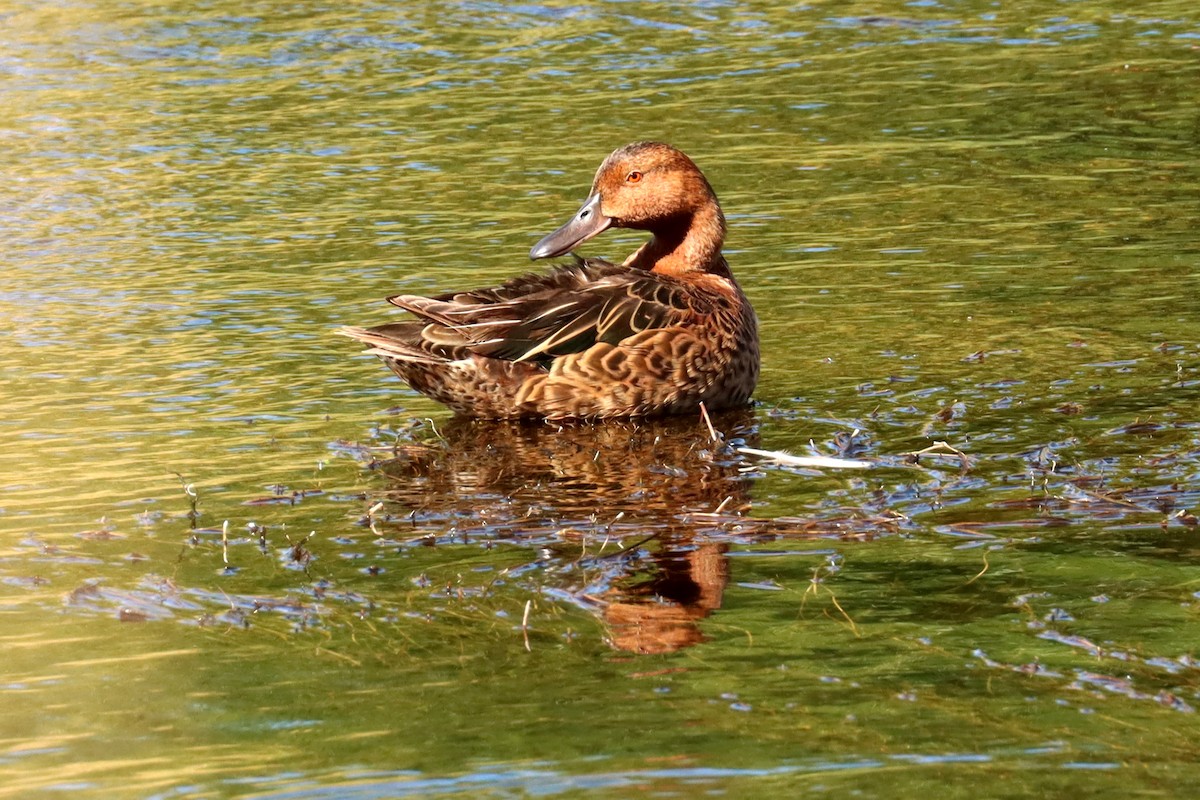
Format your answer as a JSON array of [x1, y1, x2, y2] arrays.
[[529, 192, 612, 260]]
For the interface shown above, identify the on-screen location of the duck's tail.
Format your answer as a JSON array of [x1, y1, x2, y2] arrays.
[[337, 325, 447, 365]]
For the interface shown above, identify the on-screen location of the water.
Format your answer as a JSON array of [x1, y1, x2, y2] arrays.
[[2, 1, 1199, 796]]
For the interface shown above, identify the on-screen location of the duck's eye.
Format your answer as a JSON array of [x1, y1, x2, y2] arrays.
[[625, 170, 643, 184]]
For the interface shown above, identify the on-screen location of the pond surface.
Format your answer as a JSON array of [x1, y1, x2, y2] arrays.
[[2, 1, 1199, 797]]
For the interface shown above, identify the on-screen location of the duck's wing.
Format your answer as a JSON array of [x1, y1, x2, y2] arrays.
[[436, 257, 627, 304], [388, 262, 702, 364]]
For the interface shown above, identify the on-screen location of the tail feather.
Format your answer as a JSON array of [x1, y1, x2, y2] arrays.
[[337, 326, 447, 365]]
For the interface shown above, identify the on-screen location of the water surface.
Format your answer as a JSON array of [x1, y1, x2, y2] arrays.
[[2, 1, 1199, 797]]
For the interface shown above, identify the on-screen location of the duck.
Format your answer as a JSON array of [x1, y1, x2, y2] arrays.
[[339, 141, 759, 420]]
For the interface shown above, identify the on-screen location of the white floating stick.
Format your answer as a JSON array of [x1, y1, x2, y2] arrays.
[[737, 446, 871, 470]]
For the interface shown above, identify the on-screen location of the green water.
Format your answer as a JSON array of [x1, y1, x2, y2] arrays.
[[2, 1, 1199, 797]]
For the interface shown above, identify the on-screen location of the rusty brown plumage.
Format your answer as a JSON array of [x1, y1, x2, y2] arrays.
[[339, 142, 759, 420]]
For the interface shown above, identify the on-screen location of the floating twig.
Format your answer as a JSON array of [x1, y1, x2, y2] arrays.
[[903, 440, 972, 471], [738, 446, 871, 470], [173, 472, 200, 527], [522, 599, 532, 653], [964, 552, 990, 586], [687, 495, 742, 520], [825, 590, 860, 637], [366, 501, 384, 536], [698, 402, 721, 444], [800, 561, 860, 636]]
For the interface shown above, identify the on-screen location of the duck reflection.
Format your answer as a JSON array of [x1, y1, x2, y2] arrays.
[[366, 409, 757, 653], [601, 541, 730, 654]]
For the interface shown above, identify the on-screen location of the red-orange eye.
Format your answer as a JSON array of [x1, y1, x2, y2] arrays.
[[626, 170, 643, 184]]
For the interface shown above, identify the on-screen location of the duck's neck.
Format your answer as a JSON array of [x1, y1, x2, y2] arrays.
[[623, 202, 727, 278]]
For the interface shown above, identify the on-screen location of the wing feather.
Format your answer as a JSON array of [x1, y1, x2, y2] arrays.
[[354, 259, 704, 366]]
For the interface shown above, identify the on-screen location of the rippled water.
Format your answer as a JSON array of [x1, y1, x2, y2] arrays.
[[2, 1, 1199, 797]]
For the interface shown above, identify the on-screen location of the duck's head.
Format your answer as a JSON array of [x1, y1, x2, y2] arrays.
[[530, 142, 723, 263]]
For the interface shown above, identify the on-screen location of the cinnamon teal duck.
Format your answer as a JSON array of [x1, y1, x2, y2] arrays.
[[339, 141, 759, 419]]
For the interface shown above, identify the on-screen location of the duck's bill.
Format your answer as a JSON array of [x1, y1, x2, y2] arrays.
[[529, 192, 612, 260]]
